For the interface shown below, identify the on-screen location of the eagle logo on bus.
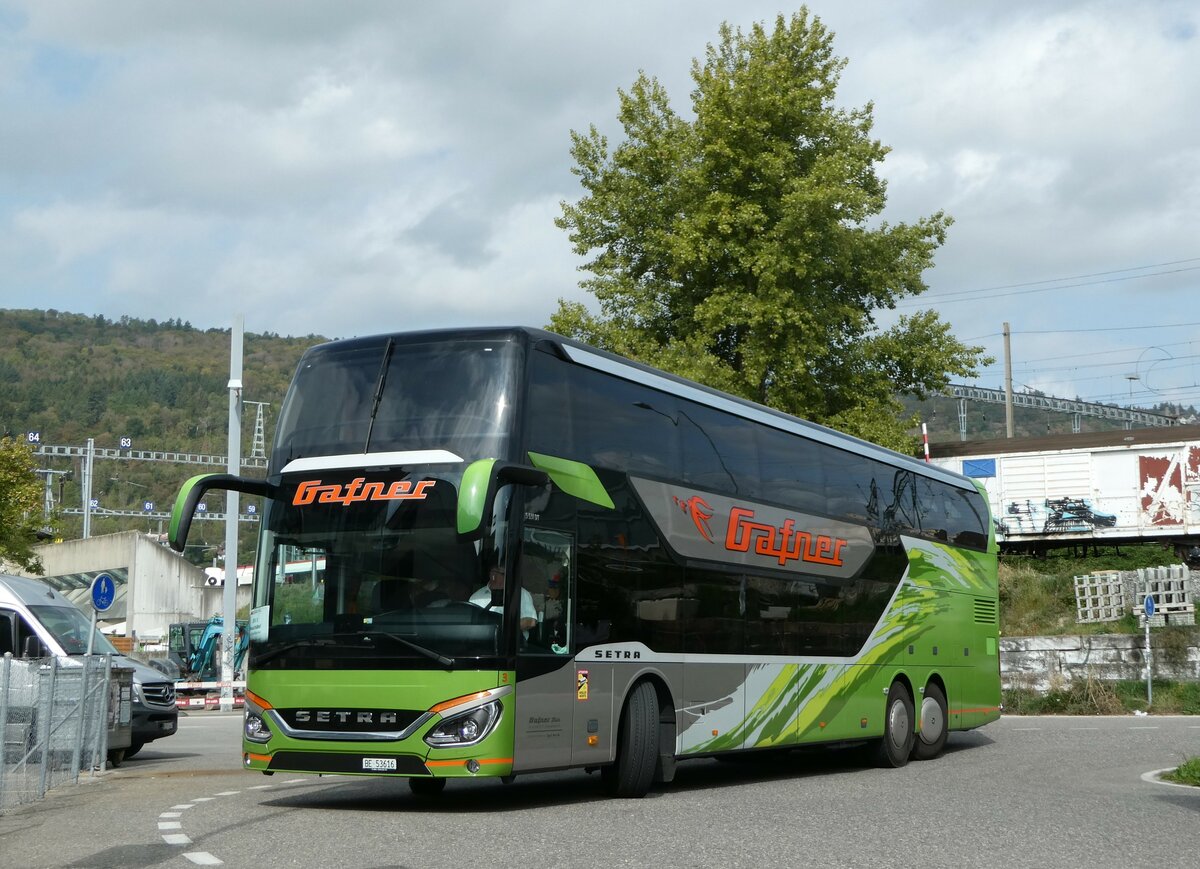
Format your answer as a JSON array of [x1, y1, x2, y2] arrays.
[[673, 494, 715, 542]]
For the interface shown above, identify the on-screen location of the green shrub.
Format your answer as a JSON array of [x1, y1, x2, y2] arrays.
[[1003, 673, 1125, 715], [1163, 756, 1200, 787], [1006, 679, 1200, 715]]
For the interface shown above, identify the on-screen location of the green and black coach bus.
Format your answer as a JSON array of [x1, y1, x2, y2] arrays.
[[169, 327, 1000, 797]]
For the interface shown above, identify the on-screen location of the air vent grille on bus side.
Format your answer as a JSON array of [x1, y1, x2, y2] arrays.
[[973, 598, 998, 625]]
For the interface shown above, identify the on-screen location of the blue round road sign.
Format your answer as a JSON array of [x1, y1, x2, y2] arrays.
[[1144, 594, 1155, 618], [91, 573, 116, 612]]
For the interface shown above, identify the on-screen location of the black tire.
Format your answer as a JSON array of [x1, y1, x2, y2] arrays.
[[912, 683, 948, 761], [874, 681, 914, 768], [125, 740, 144, 759], [107, 748, 126, 768], [601, 681, 659, 798], [408, 776, 447, 796]]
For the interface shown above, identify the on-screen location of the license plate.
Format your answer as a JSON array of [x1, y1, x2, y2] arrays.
[[362, 757, 397, 772]]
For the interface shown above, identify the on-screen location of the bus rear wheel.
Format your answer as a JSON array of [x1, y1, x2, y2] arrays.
[[601, 680, 659, 798], [913, 683, 948, 761], [874, 681, 914, 768]]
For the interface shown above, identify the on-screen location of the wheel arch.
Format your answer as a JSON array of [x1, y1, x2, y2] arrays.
[[611, 667, 677, 774], [922, 671, 947, 702], [890, 670, 916, 705]]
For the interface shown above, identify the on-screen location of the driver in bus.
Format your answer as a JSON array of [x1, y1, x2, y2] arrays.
[[470, 566, 537, 633]]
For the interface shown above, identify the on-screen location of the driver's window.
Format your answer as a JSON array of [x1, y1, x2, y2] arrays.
[[0, 610, 15, 656], [16, 614, 42, 659], [519, 528, 573, 655]]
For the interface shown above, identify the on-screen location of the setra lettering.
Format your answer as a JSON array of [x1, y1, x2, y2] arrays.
[[592, 649, 642, 660]]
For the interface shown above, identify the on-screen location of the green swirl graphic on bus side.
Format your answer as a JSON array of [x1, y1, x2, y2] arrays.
[[682, 536, 997, 754]]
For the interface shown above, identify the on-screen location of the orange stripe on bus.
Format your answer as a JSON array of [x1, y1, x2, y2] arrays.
[[425, 757, 513, 767], [951, 707, 1001, 715], [246, 752, 272, 763]]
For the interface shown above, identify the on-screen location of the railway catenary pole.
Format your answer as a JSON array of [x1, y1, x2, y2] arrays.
[[1003, 321, 1014, 438], [221, 317, 244, 713]]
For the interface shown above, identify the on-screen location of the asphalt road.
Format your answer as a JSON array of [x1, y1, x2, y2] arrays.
[[1, 712, 1198, 868]]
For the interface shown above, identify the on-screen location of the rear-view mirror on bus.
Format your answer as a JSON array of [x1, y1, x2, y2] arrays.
[[168, 473, 276, 553]]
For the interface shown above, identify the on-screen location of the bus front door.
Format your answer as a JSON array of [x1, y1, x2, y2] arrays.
[[512, 528, 577, 772]]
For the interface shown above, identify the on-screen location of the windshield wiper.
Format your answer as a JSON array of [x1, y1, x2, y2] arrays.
[[253, 630, 456, 669], [362, 337, 395, 452], [361, 630, 456, 669], [253, 637, 347, 666]]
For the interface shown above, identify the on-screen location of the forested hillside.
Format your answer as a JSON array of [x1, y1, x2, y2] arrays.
[[6, 308, 1193, 567], [1, 309, 324, 563], [902, 393, 1196, 444]]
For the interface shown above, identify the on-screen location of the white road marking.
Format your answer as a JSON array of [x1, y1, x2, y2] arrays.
[[158, 822, 182, 831], [171, 804, 196, 810], [248, 784, 273, 790], [160, 812, 182, 819], [213, 790, 241, 796], [162, 833, 192, 846], [184, 852, 224, 865], [192, 797, 215, 802]]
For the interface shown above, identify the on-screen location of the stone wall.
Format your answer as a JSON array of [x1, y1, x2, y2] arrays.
[[1001, 634, 1200, 693]]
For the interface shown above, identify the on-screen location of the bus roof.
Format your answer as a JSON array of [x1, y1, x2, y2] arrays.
[[300, 326, 976, 492]]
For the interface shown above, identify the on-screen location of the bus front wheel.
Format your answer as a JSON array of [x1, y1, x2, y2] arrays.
[[601, 680, 659, 798], [874, 681, 914, 768], [912, 683, 948, 761]]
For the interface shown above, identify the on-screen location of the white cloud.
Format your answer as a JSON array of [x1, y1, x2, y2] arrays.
[[1, 0, 1199, 406]]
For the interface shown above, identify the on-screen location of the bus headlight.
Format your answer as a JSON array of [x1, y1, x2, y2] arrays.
[[424, 700, 501, 747], [244, 694, 273, 744]]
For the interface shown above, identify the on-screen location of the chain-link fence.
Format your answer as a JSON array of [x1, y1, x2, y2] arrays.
[[1, 653, 122, 815]]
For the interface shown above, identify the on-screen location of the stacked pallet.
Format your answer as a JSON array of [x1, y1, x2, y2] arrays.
[[1133, 565, 1194, 627], [1073, 570, 1125, 623]]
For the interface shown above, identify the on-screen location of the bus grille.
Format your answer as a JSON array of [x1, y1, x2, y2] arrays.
[[973, 598, 998, 625]]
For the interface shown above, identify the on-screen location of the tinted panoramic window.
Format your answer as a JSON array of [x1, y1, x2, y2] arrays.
[[525, 346, 987, 551], [273, 337, 521, 471], [574, 473, 684, 653]]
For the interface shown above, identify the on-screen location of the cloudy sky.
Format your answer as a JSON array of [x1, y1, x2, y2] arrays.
[[2, 1, 1198, 411]]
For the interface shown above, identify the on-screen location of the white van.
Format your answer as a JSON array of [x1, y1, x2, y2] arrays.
[[0, 573, 178, 760]]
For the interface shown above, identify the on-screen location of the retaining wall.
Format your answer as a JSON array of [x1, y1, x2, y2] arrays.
[[1001, 634, 1200, 694]]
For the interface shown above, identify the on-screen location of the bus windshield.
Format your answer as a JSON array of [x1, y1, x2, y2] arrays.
[[271, 336, 520, 472], [250, 468, 514, 670]]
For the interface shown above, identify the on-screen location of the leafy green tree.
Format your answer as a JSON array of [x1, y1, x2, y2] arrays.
[[551, 9, 987, 452], [0, 436, 47, 574]]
